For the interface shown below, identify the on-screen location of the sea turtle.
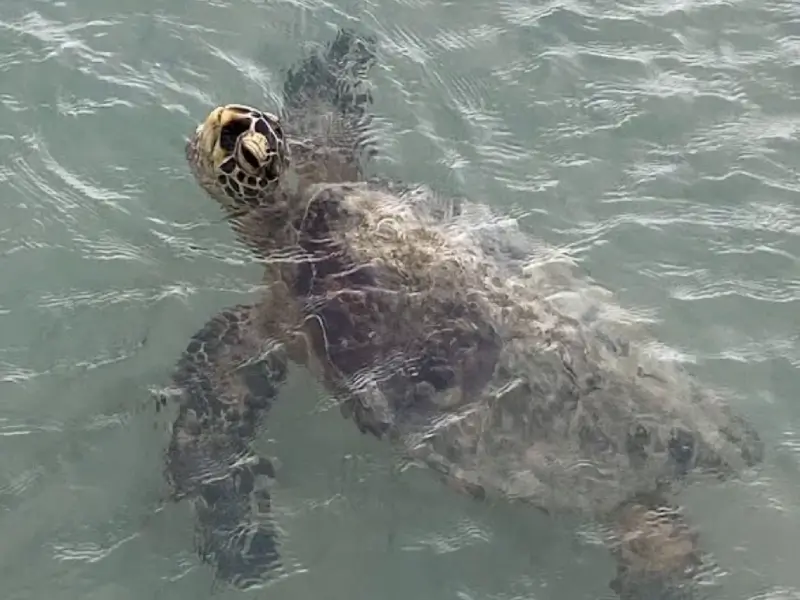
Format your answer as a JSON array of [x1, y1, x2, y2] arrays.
[[164, 29, 765, 598]]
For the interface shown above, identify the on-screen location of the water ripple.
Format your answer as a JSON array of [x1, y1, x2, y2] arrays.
[[401, 519, 492, 554], [0, 0, 797, 598], [52, 532, 140, 564], [0, 466, 43, 498], [747, 588, 800, 600], [38, 285, 193, 311]]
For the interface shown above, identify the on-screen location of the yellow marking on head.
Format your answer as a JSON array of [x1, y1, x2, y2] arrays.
[[196, 105, 262, 169], [196, 106, 225, 165]]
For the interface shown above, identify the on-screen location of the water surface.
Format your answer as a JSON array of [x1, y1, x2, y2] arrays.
[[0, 0, 798, 598]]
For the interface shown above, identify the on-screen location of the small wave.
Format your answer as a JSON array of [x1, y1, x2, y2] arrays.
[[51, 533, 140, 564], [401, 518, 492, 553]]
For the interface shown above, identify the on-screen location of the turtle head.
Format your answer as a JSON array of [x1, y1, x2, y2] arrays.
[[186, 104, 290, 212]]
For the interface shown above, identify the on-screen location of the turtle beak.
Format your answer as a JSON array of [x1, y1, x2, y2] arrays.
[[236, 131, 274, 176]]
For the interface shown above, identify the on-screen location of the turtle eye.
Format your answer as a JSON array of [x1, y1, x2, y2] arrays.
[[262, 154, 280, 181], [254, 119, 271, 137], [219, 118, 250, 152], [254, 114, 284, 142]]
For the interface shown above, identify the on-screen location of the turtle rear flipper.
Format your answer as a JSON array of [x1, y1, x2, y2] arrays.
[[605, 493, 711, 600], [164, 303, 290, 589]]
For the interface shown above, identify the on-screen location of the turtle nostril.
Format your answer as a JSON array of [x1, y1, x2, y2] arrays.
[[240, 147, 260, 171]]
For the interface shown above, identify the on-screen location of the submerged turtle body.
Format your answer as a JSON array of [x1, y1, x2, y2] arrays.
[[196, 176, 761, 513], [166, 28, 763, 597]]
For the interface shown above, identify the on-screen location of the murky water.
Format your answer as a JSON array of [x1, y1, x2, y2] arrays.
[[0, 0, 798, 598]]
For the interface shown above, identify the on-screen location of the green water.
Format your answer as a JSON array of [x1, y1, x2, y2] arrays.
[[0, 0, 798, 598]]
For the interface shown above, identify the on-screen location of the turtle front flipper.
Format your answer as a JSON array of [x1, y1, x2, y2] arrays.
[[283, 28, 377, 121], [281, 28, 378, 180], [604, 492, 709, 600], [163, 303, 291, 589]]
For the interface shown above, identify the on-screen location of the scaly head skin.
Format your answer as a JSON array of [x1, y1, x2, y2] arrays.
[[186, 104, 290, 213]]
